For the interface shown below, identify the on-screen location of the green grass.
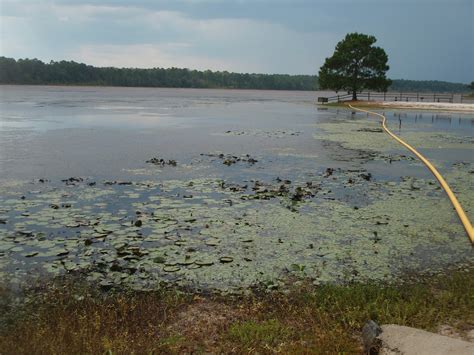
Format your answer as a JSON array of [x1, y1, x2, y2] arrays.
[[0, 270, 473, 354], [228, 319, 292, 351]]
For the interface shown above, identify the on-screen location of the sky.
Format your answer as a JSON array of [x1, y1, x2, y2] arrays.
[[0, 0, 472, 83]]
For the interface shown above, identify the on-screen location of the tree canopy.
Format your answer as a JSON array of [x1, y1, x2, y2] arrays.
[[0, 57, 317, 91], [0, 56, 469, 93], [319, 33, 391, 100]]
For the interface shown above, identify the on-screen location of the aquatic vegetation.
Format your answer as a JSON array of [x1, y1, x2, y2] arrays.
[[0, 108, 472, 293], [215, 129, 303, 138], [0, 159, 472, 292], [314, 116, 473, 152], [200, 153, 258, 166], [146, 157, 178, 166]]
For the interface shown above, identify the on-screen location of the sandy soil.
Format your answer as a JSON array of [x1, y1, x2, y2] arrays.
[[365, 101, 474, 112]]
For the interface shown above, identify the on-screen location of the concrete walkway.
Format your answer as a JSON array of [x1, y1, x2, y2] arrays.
[[378, 324, 474, 355], [371, 101, 474, 112]]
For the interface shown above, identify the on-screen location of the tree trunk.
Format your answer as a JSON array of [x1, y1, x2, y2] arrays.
[[352, 91, 357, 101]]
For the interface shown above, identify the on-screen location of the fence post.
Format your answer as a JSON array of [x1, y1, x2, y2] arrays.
[[337, 95, 340, 103]]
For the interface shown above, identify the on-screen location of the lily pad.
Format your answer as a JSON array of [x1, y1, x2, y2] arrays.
[[205, 239, 220, 246], [163, 265, 181, 273], [24, 251, 39, 257], [153, 256, 166, 264], [56, 249, 69, 256], [196, 259, 214, 266]]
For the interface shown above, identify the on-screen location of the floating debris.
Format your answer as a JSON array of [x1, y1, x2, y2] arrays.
[[61, 177, 83, 185], [201, 153, 258, 166], [221, 129, 302, 138], [146, 157, 177, 166], [357, 128, 384, 133], [104, 181, 133, 186]]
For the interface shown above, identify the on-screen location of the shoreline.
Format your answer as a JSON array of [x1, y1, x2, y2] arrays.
[[1, 269, 472, 353], [367, 100, 474, 112], [0, 83, 316, 93], [1, 83, 472, 96], [322, 100, 474, 113]]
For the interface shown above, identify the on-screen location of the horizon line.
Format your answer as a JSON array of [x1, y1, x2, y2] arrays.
[[1, 56, 469, 85]]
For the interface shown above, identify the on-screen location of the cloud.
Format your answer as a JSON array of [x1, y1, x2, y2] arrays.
[[69, 43, 233, 70], [1, 2, 338, 74], [1, 0, 472, 81]]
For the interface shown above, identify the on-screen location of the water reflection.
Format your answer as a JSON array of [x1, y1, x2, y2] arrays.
[[1, 86, 473, 181], [389, 112, 474, 132]]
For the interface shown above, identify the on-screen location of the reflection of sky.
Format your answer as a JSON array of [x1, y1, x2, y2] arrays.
[[0, 111, 193, 131], [385, 111, 474, 134], [0, 86, 321, 132], [3, 88, 474, 133], [0, 86, 472, 181], [0, 86, 323, 180]]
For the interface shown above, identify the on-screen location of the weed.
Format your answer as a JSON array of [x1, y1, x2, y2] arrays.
[[0, 270, 472, 354], [228, 319, 292, 351]]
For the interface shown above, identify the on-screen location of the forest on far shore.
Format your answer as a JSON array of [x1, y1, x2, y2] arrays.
[[0, 57, 470, 93]]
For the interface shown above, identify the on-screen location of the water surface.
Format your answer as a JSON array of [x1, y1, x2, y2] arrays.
[[0, 86, 472, 292]]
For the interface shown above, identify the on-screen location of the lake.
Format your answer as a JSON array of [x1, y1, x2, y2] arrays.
[[0, 85, 473, 292]]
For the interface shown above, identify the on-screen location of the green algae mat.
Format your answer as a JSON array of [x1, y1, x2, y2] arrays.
[[1, 101, 473, 293]]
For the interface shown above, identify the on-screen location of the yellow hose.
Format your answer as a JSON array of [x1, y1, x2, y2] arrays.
[[348, 104, 474, 244]]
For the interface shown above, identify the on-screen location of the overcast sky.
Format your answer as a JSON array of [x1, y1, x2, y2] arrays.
[[0, 0, 472, 82]]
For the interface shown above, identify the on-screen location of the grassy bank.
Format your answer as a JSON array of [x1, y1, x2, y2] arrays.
[[1, 269, 473, 354]]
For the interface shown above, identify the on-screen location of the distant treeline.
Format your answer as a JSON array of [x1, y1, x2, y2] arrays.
[[388, 79, 469, 93], [0, 57, 317, 91], [0, 57, 470, 93]]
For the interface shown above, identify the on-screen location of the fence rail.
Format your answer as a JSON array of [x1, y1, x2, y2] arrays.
[[461, 94, 474, 103], [318, 92, 471, 104]]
